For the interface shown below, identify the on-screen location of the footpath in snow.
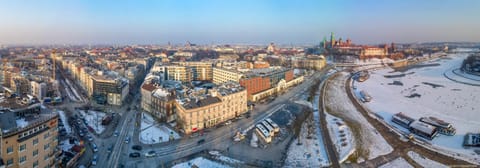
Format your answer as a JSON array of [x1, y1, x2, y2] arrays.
[[325, 73, 393, 161], [407, 151, 449, 168], [378, 157, 413, 168]]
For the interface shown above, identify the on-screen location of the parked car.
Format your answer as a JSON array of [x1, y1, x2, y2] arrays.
[[114, 131, 119, 137], [145, 151, 156, 157], [92, 143, 98, 152], [129, 152, 141, 158], [87, 135, 93, 141], [92, 155, 98, 165], [132, 145, 142, 151], [107, 145, 113, 153]]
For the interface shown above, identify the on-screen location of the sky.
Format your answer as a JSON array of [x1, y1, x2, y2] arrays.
[[1, 0, 479, 45]]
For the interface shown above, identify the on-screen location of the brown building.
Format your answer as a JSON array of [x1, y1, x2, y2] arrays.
[[150, 88, 176, 123], [239, 76, 271, 98], [0, 100, 60, 168]]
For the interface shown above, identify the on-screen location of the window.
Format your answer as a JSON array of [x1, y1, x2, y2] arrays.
[[33, 138, 39, 145], [44, 132, 50, 139], [33, 149, 39, 157], [33, 160, 39, 168], [19, 156, 26, 164], [44, 143, 50, 150], [7, 158, 13, 166], [19, 144, 26, 152], [7, 146, 13, 154], [44, 155, 49, 161]]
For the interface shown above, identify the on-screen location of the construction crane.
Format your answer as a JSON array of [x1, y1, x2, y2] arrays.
[[51, 49, 56, 80]]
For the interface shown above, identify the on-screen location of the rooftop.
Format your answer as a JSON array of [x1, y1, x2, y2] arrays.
[[179, 96, 221, 110]]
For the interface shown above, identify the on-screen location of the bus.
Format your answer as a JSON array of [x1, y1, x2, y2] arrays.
[[261, 121, 275, 137], [265, 118, 280, 133], [255, 124, 272, 143]]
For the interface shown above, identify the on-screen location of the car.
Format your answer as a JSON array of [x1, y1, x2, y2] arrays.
[[107, 145, 113, 153], [79, 132, 84, 137], [129, 152, 141, 158], [145, 151, 156, 157], [87, 135, 93, 141], [125, 136, 130, 144], [92, 155, 98, 166], [114, 131, 119, 137], [197, 139, 205, 144], [132, 145, 142, 151], [92, 143, 98, 152]]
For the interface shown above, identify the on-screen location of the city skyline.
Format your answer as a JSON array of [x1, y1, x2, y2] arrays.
[[1, 0, 480, 45]]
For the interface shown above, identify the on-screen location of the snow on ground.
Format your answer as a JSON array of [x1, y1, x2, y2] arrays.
[[139, 112, 180, 144], [60, 139, 75, 151], [378, 157, 413, 168], [325, 113, 354, 163], [325, 73, 393, 160], [79, 110, 106, 134], [355, 53, 480, 162], [58, 110, 72, 134], [407, 151, 448, 168], [172, 157, 231, 168], [284, 117, 330, 167], [208, 151, 245, 166]]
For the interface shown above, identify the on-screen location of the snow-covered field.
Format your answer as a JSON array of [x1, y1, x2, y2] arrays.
[[378, 157, 413, 168], [58, 110, 72, 134], [355, 53, 480, 163], [325, 73, 393, 161], [79, 110, 106, 134], [284, 117, 330, 167], [325, 113, 355, 163], [172, 157, 230, 168], [407, 151, 448, 168], [139, 112, 180, 144]]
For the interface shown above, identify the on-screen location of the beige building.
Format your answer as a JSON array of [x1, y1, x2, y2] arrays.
[[174, 62, 213, 81], [291, 56, 327, 70], [212, 68, 244, 84], [0, 102, 60, 168], [163, 66, 192, 83], [176, 83, 248, 134]]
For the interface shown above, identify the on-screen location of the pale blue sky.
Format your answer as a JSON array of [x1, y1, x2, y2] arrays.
[[0, 0, 479, 45]]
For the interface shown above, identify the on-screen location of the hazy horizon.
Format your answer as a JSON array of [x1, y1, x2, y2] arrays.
[[1, 0, 480, 45]]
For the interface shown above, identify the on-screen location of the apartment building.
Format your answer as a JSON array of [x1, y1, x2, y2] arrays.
[[176, 83, 247, 134], [212, 68, 244, 84], [0, 100, 59, 168]]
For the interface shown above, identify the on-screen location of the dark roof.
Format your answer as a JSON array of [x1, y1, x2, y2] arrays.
[[183, 96, 221, 109], [0, 111, 16, 132], [141, 83, 157, 92]]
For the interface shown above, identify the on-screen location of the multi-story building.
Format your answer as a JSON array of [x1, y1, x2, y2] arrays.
[[163, 66, 192, 83], [11, 76, 31, 96], [151, 88, 176, 123], [174, 62, 213, 81], [212, 68, 244, 84], [0, 99, 60, 168], [176, 83, 247, 134], [90, 73, 129, 106], [30, 81, 47, 100], [240, 67, 301, 101], [291, 56, 327, 70]]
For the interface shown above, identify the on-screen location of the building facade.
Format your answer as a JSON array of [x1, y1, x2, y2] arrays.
[[0, 103, 60, 168], [176, 84, 247, 134], [212, 68, 244, 84]]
